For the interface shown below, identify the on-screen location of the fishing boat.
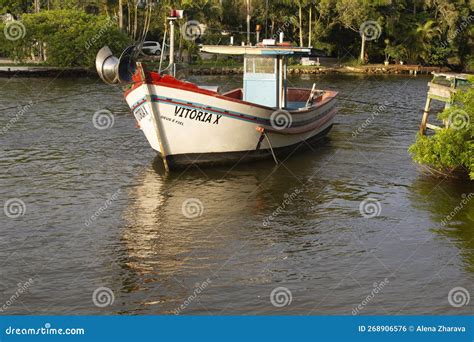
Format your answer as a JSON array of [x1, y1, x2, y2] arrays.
[[95, 17, 338, 171]]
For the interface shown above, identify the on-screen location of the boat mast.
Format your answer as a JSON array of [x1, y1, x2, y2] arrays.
[[168, 16, 176, 77], [278, 32, 287, 109], [167, 10, 183, 77]]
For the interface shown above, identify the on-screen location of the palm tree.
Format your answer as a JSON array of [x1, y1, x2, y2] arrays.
[[414, 20, 441, 62]]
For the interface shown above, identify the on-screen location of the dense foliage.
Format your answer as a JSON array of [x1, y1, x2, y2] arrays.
[[0, 10, 130, 67], [0, 0, 473, 68], [409, 80, 474, 179]]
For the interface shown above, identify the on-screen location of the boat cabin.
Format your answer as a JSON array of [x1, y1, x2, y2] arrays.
[[200, 44, 312, 109]]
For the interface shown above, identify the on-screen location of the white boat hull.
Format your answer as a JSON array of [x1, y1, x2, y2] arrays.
[[124, 75, 337, 168]]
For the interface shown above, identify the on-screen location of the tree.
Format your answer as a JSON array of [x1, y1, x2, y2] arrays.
[[414, 20, 441, 62], [0, 10, 130, 67], [309, 0, 337, 51], [335, 0, 376, 62], [118, 0, 123, 29], [0, 0, 472, 69], [295, 0, 307, 47]]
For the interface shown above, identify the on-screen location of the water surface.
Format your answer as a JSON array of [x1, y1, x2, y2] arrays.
[[1, 74, 473, 315]]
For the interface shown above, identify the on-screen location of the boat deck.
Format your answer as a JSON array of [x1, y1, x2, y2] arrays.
[[220, 87, 330, 110], [286, 101, 307, 109]]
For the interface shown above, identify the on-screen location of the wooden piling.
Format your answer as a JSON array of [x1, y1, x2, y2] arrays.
[[418, 72, 470, 135], [419, 97, 431, 134]]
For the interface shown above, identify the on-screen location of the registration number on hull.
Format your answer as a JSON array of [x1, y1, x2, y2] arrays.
[[133, 106, 149, 122]]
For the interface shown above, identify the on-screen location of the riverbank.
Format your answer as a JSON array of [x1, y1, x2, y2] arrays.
[[189, 64, 453, 76], [0, 63, 459, 77], [0, 65, 92, 77]]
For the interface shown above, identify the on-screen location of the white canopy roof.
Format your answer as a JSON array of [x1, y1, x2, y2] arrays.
[[200, 45, 311, 56]]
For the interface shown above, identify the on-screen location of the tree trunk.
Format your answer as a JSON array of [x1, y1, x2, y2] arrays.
[[246, 0, 251, 45], [359, 34, 366, 62], [127, 1, 132, 35], [133, 3, 138, 40], [299, 4, 303, 47], [118, 0, 123, 29], [42, 42, 47, 62], [308, 6, 312, 47], [178, 26, 183, 62]]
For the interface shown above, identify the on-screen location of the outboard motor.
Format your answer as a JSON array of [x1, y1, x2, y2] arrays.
[[95, 45, 138, 85]]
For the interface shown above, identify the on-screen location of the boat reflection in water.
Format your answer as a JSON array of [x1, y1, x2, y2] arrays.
[[120, 157, 298, 314], [118, 139, 341, 314]]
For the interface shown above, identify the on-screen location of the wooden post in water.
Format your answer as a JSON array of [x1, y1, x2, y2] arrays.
[[419, 97, 431, 134]]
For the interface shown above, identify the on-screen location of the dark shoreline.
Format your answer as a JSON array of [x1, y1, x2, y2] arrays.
[[0, 64, 466, 78], [0, 66, 93, 77]]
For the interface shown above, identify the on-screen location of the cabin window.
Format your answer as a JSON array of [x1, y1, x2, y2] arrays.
[[245, 56, 275, 74]]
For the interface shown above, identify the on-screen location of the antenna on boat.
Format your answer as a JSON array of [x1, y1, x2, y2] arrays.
[[167, 9, 183, 77], [278, 32, 286, 109], [158, 25, 167, 74]]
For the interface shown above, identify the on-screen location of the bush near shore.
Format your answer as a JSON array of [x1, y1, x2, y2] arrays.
[[409, 79, 474, 180], [0, 10, 130, 67]]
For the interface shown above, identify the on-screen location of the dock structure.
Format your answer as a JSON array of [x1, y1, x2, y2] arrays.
[[419, 72, 471, 135], [338, 64, 446, 75], [188, 64, 449, 76]]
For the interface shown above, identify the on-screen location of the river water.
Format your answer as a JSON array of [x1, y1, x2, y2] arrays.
[[1, 74, 473, 315]]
